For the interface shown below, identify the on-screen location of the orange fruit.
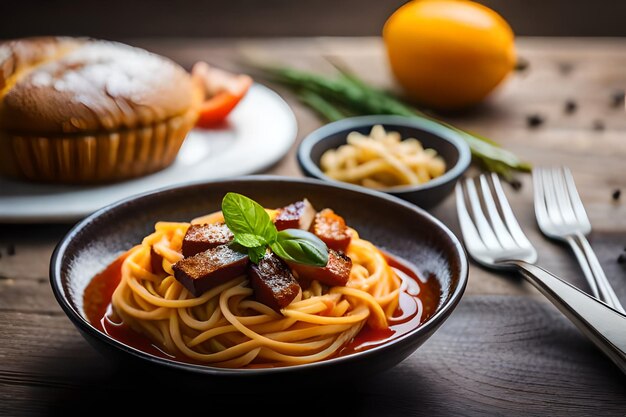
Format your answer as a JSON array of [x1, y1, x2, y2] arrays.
[[383, 0, 516, 110]]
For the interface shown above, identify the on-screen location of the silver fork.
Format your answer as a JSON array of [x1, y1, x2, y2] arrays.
[[456, 173, 626, 374], [533, 166, 625, 313]]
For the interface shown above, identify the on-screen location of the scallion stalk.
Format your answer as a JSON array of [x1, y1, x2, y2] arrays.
[[253, 64, 531, 180]]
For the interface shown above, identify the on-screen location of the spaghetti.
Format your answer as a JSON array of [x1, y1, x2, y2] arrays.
[[108, 216, 403, 368]]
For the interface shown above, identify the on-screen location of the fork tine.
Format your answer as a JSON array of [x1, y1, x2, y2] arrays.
[[541, 168, 564, 227], [532, 167, 550, 229], [455, 182, 489, 254], [464, 178, 501, 250], [562, 167, 592, 229], [489, 173, 534, 249], [552, 167, 577, 228], [478, 175, 517, 250], [552, 167, 578, 223]]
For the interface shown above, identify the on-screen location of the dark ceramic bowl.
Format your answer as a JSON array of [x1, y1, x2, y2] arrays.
[[297, 115, 472, 209], [50, 175, 468, 383]]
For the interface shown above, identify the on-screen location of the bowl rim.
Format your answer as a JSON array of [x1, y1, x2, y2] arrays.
[[297, 115, 472, 194], [50, 175, 468, 377]]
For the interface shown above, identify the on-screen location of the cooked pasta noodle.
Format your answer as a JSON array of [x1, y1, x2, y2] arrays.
[[320, 124, 446, 188], [110, 218, 401, 368]]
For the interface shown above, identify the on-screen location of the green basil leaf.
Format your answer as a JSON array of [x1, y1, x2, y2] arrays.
[[222, 192, 277, 245], [270, 229, 328, 267], [234, 233, 266, 248], [248, 246, 267, 264], [229, 241, 265, 264]]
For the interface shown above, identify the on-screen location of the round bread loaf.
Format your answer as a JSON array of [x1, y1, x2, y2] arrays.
[[0, 37, 202, 183]]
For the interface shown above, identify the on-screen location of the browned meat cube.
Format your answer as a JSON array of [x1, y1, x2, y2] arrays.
[[311, 209, 351, 252], [182, 223, 234, 257], [150, 246, 164, 275], [173, 245, 248, 296], [289, 249, 352, 287], [249, 253, 301, 312], [274, 199, 317, 231]]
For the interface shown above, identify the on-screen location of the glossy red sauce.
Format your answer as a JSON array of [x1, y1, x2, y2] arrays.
[[337, 254, 441, 356], [84, 252, 441, 365], [84, 253, 176, 360]]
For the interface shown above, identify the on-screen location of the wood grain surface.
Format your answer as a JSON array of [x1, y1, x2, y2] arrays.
[[1, 37, 625, 416], [1, 296, 624, 415]]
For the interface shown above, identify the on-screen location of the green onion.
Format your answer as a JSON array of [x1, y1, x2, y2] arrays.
[[252, 64, 531, 180]]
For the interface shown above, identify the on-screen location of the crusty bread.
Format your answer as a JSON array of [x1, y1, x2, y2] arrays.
[[0, 37, 201, 183], [0, 37, 81, 94]]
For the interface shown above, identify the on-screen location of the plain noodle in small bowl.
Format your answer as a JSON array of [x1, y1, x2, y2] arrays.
[[298, 115, 472, 209], [320, 124, 446, 189]]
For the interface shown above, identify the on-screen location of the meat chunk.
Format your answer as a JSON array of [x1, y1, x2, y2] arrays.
[[249, 253, 301, 312], [182, 223, 234, 257], [150, 246, 165, 275], [289, 249, 352, 287], [311, 209, 351, 252], [173, 245, 248, 296], [274, 199, 317, 231]]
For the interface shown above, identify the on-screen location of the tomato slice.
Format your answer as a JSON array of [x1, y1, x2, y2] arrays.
[[192, 62, 253, 128]]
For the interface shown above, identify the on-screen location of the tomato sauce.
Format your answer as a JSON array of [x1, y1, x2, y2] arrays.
[[84, 253, 176, 360], [338, 254, 441, 356], [84, 252, 441, 364]]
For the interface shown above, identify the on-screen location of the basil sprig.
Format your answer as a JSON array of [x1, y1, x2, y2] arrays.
[[222, 193, 328, 267], [269, 229, 328, 266]]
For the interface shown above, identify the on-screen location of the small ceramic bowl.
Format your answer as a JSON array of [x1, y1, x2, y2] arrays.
[[297, 115, 471, 209], [50, 176, 468, 384]]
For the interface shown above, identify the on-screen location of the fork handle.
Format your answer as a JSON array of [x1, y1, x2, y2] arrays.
[[509, 260, 626, 374]]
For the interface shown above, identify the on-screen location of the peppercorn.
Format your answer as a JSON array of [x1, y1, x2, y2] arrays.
[[592, 120, 605, 131], [610, 90, 625, 108], [564, 99, 577, 114], [612, 189, 621, 201], [514, 57, 529, 72], [526, 114, 544, 128], [558, 62, 574, 75]]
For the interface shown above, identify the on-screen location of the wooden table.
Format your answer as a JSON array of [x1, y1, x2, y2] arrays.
[[1, 38, 625, 415]]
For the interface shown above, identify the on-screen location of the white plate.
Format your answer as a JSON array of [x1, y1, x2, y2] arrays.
[[0, 83, 297, 223]]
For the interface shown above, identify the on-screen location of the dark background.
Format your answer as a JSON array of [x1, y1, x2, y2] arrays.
[[1, 0, 624, 39]]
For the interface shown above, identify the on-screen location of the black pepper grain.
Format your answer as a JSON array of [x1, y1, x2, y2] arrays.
[[612, 189, 621, 201], [7, 244, 15, 256], [592, 120, 605, 131], [526, 114, 544, 128], [510, 178, 522, 191], [514, 57, 529, 72], [564, 99, 577, 114], [558, 62, 574, 75], [610, 90, 625, 108], [618, 253, 626, 264]]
